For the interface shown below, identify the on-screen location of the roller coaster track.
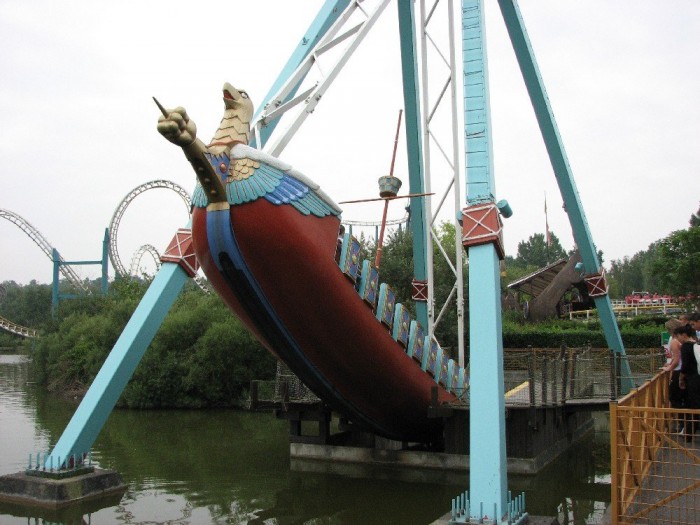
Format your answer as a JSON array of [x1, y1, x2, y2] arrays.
[[0, 314, 36, 338], [108, 180, 192, 278], [342, 210, 409, 228], [1, 182, 196, 337], [128, 244, 161, 277], [0, 212, 88, 338], [108, 180, 209, 292], [0, 209, 88, 292]]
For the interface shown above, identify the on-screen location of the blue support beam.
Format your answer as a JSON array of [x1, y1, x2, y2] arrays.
[[463, 1, 495, 204], [101, 228, 109, 295], [51, 230, 110, 314], [252, 0, 351, 149], [51, 249, 60, 314], [467, 245, 508, 520], [461, 2, 509, 521], [396, 0, 430, 331], [46, 262, 189, 467], [496, 0, 632, 391]]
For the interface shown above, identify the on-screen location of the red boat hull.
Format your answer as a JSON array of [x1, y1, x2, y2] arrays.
[[192, 201, 455, 442]]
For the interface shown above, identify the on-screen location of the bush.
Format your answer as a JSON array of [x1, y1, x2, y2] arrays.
[[32, 283, 276, 408], [502, 316, 664, 349]]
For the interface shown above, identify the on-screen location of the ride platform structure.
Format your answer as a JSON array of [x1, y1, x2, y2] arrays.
[[1, 1, 633, 523]]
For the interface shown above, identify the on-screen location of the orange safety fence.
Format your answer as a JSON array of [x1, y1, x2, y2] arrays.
[[611, 370, 700, 524]]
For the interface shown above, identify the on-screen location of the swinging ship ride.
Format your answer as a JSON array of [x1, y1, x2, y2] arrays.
[[156, 83, 466, 443]]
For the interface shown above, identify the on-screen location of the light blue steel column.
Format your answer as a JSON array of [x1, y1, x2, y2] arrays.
[[463, 1, 508, 520], [252, 0, 351, 149], [46, 261, 189, 467], [51, 249, 60, 314], [496, 0, 632, 391], [397, 0, 430, 330], [101, 228, 109, 295]]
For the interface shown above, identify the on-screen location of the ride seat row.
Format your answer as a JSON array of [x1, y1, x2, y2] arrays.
[[337, 231, 467, 397]]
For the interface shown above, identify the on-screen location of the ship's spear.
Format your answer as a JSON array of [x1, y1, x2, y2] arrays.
[[153, 97, 169, 118], [152, 96, 228, 205]]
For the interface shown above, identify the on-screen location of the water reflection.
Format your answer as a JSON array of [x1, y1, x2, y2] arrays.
[[0, 354, 610, 524]]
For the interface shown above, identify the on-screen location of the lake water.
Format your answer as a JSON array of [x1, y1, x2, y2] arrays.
[[0, 353, 610, 524]]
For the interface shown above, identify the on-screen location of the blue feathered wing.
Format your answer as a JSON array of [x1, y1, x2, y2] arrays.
[[192, 146, 340, 218]]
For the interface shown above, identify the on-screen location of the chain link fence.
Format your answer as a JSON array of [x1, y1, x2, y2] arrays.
[[250, 361, 320, 409], [250, 347, 664, 409]]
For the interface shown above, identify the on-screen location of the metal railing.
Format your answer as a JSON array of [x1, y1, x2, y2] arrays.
[[251, 348, 665, 410], [501, 347, 663, 408], [249, 362, 320, 409], [569, 303, 682, 320], [611, 370, 700, 524]]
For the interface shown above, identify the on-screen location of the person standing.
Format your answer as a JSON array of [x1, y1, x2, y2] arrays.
[[678, 324, 699, 440], [663, 319, 685, 413], [690, 312, 700, 341]]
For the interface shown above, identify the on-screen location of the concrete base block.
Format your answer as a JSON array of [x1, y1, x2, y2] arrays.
[[0, 468, 126, 509]]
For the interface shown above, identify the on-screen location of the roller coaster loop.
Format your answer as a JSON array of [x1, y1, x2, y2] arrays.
[[108, 180, 192, 278]]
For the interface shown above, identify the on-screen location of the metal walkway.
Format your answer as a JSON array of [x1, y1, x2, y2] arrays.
[[255, 347, 662, 411]]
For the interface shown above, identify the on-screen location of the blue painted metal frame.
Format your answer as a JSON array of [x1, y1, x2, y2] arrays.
[[51, 228, 110, 314], [462, 1, 508, 520], [396, 0, 430, 332], [358, 260, 379, 308], [338, 232, 361, 282], [463, 2, 496, 205], [496, 0, 632, 391], [406, 319, 426, 363], [376, 283, 396, 328], [47, 261, 189, 467], [251, 0, 351, 149]]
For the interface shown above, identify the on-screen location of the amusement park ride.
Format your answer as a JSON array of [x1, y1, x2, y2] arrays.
[[1, 1, 634, 523]]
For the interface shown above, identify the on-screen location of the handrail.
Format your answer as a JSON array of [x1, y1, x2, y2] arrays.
[[609, 370, 700, 524], [616, 369, 670, 408], [569, 303, 682, 320]]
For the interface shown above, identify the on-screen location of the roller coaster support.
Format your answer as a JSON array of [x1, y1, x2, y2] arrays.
[[51, 228, 110, 314], [496, 0, 633, 393], [46, 256, 189, 468]]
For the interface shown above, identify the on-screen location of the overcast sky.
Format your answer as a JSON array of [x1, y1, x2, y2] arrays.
[[1, 0, 698, 286]]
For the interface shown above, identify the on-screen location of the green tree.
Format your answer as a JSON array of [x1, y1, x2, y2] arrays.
[[516, 232, 567, 268], [690, 206, 700, 228], [374, 222, 466, 354], [0, 280, 52, 329], [372, 227, 414, 307], [606, 247, 661, 298], [502, 255, 536, 287], [32, 280, 276, 407], [650, 226, 700, 300]]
